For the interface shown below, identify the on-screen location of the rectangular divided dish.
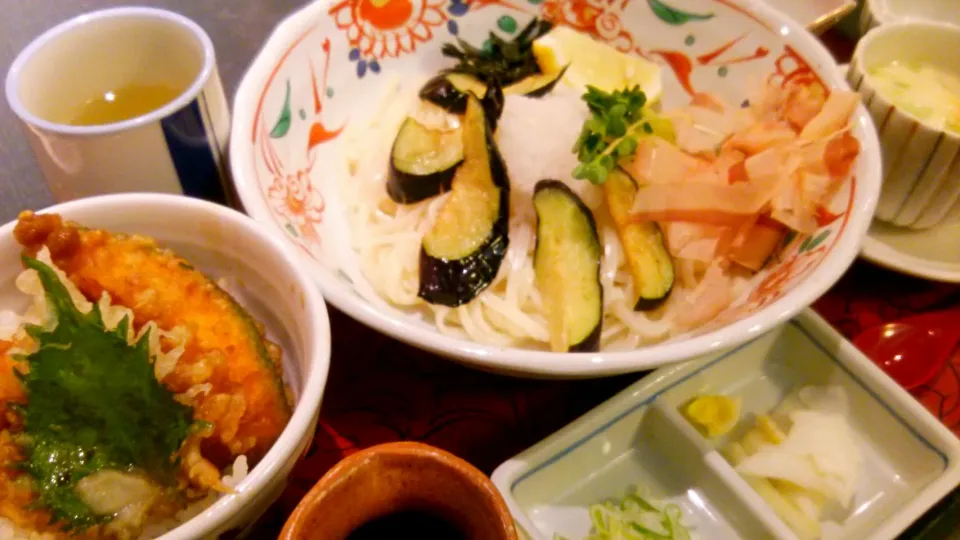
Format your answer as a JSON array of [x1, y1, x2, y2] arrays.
[[491, 309, 960, 540]]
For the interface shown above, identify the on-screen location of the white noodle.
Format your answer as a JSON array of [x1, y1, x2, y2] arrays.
[[340, 78, 715, 351]]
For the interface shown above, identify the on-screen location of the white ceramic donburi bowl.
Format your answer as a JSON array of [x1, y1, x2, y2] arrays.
[[230, 0, 881, 377], [0, 194, 331, 539]]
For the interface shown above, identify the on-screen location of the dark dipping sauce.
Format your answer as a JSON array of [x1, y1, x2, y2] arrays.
[[346, 510, 468, 539]]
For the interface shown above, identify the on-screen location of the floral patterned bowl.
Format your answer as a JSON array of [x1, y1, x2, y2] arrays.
[[229, 0, 881, 377]]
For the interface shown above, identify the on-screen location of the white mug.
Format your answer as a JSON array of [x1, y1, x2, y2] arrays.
[[4, 7, 233, 205]]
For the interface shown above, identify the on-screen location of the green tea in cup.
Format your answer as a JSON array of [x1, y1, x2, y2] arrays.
[[61, 82, 185, 126], [5, 7, 232, 204]]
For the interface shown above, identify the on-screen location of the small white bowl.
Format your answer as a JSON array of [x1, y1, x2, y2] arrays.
[[848, 20, 960, 229], [492, 309, 960, 540], [861, 0, 960, 34], [0, 194, 332, 539]]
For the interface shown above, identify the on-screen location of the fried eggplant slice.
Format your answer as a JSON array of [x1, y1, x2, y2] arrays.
[[532, 180, 603, 352]]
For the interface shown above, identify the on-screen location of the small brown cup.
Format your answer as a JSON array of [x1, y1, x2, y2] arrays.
[[280, 441, 518, 540]]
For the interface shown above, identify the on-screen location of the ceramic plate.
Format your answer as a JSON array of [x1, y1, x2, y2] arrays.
[[764, 0, 857, 34], [861, 0, 960, 34], [492, 309, 960, 539], [861, 218, 960, 283], [230, 0, 881, 376]]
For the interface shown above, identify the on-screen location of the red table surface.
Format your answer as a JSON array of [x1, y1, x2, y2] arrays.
[[250, 28, 960, 538]]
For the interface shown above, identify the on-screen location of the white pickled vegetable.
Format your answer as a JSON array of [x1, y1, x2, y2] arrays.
[[736, 390, 861, 508]]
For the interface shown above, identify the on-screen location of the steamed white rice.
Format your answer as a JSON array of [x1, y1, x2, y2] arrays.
[[0, 457, 249, 540]]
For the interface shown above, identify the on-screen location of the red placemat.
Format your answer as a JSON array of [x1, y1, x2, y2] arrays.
[[270, 310, 637, 522], [815, 262, 960, 434]]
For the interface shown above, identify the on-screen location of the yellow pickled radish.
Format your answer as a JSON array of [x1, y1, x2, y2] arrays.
[[683, 394, 742, 438], [756, 414, 787, 444]]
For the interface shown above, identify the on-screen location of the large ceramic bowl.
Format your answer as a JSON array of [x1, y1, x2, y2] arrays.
[[230, 0, 881, 377], [0, 195, 331, 539]]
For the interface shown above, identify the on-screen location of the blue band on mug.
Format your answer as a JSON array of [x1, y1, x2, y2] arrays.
[[160, 96, 227, 204]]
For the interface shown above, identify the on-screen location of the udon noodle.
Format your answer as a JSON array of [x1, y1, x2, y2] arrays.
[[340, 76, 748, 351]]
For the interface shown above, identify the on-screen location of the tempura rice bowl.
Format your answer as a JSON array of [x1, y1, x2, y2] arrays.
[[231, 0, 881, 376], [0, 194, 331, 539]]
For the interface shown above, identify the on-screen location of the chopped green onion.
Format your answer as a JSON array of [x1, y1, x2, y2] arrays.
[[563, 486, 693, 540]]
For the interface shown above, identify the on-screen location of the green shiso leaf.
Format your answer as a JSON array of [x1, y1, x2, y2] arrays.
[[16, 256, 193, 531]]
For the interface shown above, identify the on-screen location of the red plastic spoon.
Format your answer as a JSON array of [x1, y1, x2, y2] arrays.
[[853, 310, 960, 391]]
